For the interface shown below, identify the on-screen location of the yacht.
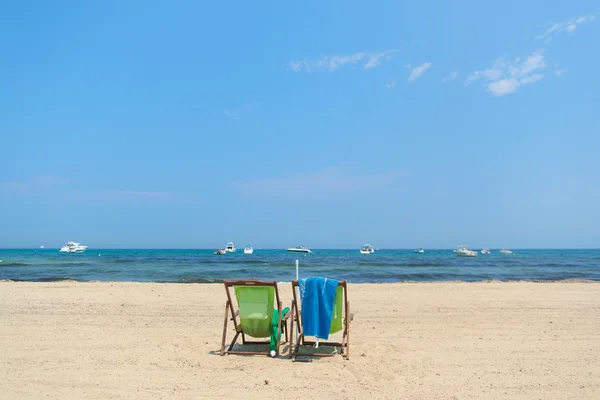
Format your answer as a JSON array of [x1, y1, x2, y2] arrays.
[[225, 242, 236, 252], [40, 245, 44, 249], [243, 246, 253, 255], [499, 248, 513, 255], [59, 241, 87, 253], [214, 249, 226, 255], [455, 245, 477, 257], [360, 244, 374, 254], [414, 248, 425, 253], [481, 248, 491, 255], [286, 246, 311, 253]]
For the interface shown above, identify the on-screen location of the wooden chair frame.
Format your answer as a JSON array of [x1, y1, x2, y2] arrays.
[[290, 280, 352, 360], [221, 280, 289, 357]]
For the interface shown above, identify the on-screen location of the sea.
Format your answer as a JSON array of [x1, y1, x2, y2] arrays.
[[1, 248, 599, 283]]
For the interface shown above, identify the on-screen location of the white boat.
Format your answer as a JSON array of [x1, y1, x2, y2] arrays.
[[214, 249, 226, 255], [40, 245, 44, 249], [360, 244, 374, 254], [225, 242, 236, 252], [286, 246, 311, 253], [481, 248, 491, 255], [415, 248, 425, 253], [499, 248, 513, 255], [59, 241, 87, 253], [243, 246, 253, 255], [455, 245, 477, 257]]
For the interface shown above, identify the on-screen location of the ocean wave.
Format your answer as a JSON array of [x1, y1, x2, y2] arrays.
[[168, 278, 223, 284], [356, 261, 447, 267], [0, 262, 30, 267]]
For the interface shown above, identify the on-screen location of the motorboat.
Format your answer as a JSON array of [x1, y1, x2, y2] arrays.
[[499, 248, 513, 255], [225, 242, 236, 252], [455, 245, 477, 257], [360, 244, 374, 254], [214, 249, 226, 255], [243, 246, 253, 255], [286, 246, 311, 253], [481, 248, 491, 255], [59, 241, 87, 253], [414, 248, 425, 253]]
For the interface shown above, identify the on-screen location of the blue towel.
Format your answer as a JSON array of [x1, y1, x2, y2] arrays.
[[299, 277, 339, 340]]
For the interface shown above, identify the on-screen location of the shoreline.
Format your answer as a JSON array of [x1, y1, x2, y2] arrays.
[[2, 278, 599, 284]]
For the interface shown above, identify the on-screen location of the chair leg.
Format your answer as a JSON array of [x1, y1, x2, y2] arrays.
[[289, 303, 295, 359], [228, 331, 240, 352], [276, 301, 282, 356], [345, 302, 350, 360], [221, 301, 230, 355]]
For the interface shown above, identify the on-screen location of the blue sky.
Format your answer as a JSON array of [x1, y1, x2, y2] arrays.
[[1, 1, 599, 249]]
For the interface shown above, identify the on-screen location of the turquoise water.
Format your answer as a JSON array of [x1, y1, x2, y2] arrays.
[[1, 248, 599, 283]]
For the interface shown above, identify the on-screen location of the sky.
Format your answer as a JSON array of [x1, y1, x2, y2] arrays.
[[1, 1, 599, 249]]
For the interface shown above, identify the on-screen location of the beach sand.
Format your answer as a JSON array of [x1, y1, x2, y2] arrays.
[[1, 281, 599, 399]]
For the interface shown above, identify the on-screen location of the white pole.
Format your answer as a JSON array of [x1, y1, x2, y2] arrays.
[[295, 259, 299, 345]]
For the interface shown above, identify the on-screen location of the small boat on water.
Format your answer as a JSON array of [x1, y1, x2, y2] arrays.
[[414, 248, 425, 253], [360, 244, 374, 254], [59, 241, 87, 253], [40, 245, 44, 249], [214, 249, 226, 255], [455, 245, 477, 257], [481, 248, 491, 255], [225, 242, 236, 253], [243, 246, 253, 255], [286, 246, 311, 253], [499, 248, 513, 255]]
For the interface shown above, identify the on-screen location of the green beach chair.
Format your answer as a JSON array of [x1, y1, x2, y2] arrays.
[[290, 280, 353, 360], [221, 280, 289, 357]]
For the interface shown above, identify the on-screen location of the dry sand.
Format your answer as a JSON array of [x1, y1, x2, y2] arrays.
[[1, 281, 599, 399]]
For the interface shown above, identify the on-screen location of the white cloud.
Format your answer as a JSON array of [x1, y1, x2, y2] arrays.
[[466, 50, 547, 96], [385, 81, 397, 89], [487, 79, 520, 96], [442, 71, 459, 83], [555, 68, 567, 77], [289, 50, 397, 72], [364, 50, 396, 69], [408, 62, 432, 82], [231, 164, 401, 199], [535, 14, 598, 41]]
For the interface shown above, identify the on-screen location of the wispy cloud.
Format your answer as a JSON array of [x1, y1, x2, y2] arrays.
[[231, 164, 402, 199], [535, 14, 598, 42], [442, 71, 459, 83], [289, 50, 397, 72], [116, 190, 175, 199], [407, 62, 432, 82], [385, 81, 397, 89], [0, 176, 71, 192], [554, 66, 567, 77], [466, 50, 546, 96]]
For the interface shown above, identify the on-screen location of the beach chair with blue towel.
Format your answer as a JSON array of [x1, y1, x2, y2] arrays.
[[221, 280, 289, 357], [290, 278, 353, 360]]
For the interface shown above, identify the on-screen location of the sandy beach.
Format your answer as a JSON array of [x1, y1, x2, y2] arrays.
[[1, 281, 599, 399]]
